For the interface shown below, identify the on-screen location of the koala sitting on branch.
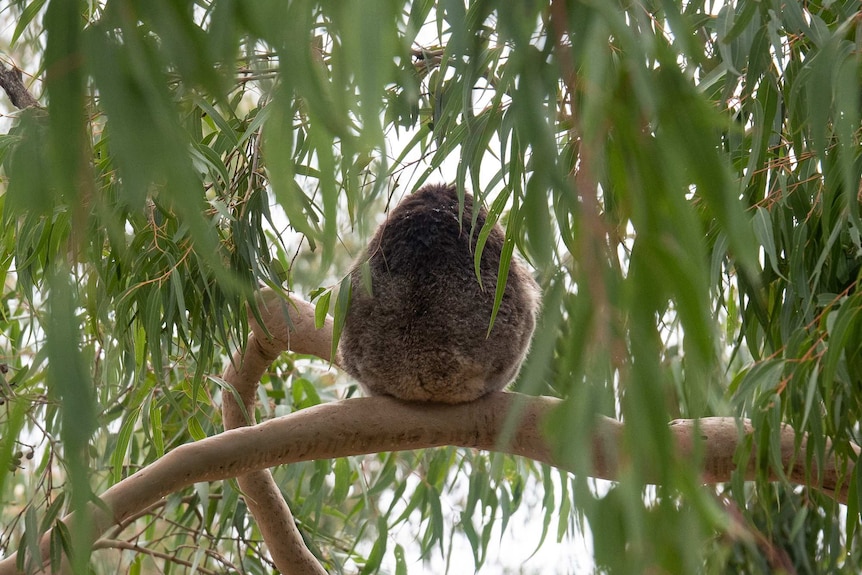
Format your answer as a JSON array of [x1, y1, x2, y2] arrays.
[[339, 183, 540, 404]]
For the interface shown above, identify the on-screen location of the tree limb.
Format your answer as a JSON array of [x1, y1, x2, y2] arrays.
[[0, 290, 857, 574], [0, 58, 39, 109], [0, 392, 856, 574], [220, 293, 329, 575]]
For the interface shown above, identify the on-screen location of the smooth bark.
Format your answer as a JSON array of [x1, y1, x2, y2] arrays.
[[220, 292, 330, 575]]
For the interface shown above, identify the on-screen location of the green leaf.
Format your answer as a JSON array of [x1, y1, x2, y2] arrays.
[[333, 457, 351, 504], [821, 294, 862, 390], [149, 398, 165, 459], [187, 415, 207, 442], [487, 199, 519, 336], [207, 375, 252, 426], [111, 407, 141, 484], [753, 207, 785, 280], [474, 186, 511, 289], [393, 543, 408, 575], [196, 98, 240, 148], [359, 517, 388, 575], [314, 289, 331, 330], [24, 506, 40, 570], [11, 0, 48, 46], [52, 520, 73, 573], [331, 275, 352, 362]]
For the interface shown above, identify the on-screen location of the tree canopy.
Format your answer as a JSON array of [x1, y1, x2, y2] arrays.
[[0, 0, 860, 573]]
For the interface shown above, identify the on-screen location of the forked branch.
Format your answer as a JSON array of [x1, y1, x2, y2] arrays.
[[220, 292, 330, 575], [0, 290, 856, 575]]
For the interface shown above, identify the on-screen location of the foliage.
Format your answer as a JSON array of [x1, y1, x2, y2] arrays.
[[0, 0, 859, 573]]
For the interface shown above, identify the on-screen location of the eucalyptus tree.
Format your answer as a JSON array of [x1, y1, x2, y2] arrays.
[[0, 1, 860, 574]]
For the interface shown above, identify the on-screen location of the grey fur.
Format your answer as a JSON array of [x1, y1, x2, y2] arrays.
[[338, 183, 540, 403]]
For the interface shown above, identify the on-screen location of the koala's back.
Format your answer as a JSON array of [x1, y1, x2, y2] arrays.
[[339, 183, 539, 403]]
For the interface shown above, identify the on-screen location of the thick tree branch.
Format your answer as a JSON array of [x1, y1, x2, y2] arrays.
[[221, 293, 329, 575], [0, 393, 856, 574], [0, 58, 39, 109], [0, 291, 857, 574]]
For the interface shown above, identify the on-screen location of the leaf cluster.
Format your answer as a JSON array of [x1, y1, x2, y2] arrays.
[[0, 0, 860, 573]]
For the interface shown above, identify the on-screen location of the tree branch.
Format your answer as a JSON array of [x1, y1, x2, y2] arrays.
[[221, 293, 329, 575], [0, 290, 857, 574], [0, 58, 39, 110], [1, 392, 856, 574]]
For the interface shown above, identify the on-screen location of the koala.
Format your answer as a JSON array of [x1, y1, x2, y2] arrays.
[[338, 183, 540, 404]]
